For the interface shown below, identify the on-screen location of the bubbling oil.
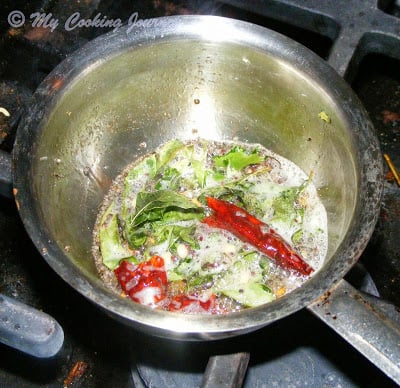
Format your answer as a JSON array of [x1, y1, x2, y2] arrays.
[[92, 138, 328, 313]]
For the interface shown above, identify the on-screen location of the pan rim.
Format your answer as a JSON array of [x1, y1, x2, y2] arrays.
[[12, 15, 383, 339]]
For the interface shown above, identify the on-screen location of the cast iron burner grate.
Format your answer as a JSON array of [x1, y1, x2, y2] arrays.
[[0, 0, 399, 386]]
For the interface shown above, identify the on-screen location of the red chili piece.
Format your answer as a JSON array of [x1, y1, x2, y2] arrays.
[[168, 294, 216, 313], [114, 256, 168, 306], [202, 196, 314, 276], [114, 256, 218, 313]]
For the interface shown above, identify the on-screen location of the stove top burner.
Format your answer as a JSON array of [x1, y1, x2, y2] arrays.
[[132, 309, 395, 387], [0, 0, 399, 386], [219, 0, 400, 81]]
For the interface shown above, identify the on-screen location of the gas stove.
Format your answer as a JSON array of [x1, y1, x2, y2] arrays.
[[0, 1, 399, 386]]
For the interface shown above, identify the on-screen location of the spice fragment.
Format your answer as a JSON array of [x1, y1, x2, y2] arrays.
[[63, 361, 88, 387], [0, 107, 10, 117], [383, 153, 400, 186], [318, 111, 331, 124], [382, 110, 400, 125]]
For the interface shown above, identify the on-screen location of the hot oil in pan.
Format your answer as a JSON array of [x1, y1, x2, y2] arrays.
[[91, 138, 328, 314]]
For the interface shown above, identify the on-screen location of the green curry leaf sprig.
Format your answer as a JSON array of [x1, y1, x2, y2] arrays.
[[124, 190, 204, 251]]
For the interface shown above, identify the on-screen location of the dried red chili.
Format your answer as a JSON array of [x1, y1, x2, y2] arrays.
[[114, 256, 168, 306], [202, 196, 314, 276], [168, 294, 216, 313], [114, 256, 217, 312]]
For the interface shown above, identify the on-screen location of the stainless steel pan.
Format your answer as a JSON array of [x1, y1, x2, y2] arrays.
[[2, 15, 399, 382]]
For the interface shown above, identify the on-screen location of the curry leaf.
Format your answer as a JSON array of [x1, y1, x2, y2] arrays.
[[99, 202, 133, 270], [122, 140, 185, 220], [219, 282, 275, 307], [130, 190, 203, 226], [213, 260, 275, 307], [155, 166, 181, 190], [121, 154, 157, 220], [214, 146, 265, 171], [125, 190, 204, 248], [168, 225, 200, 251], [271, 179, 309, 225], [156, 139, 185, 170]]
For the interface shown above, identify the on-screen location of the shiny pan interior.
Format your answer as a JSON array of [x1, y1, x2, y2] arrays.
[[13, 16, 383, 339]]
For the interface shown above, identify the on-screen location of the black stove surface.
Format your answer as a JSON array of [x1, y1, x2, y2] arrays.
[[0, 1, 399, 387], [0, 197, 396, 387]]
